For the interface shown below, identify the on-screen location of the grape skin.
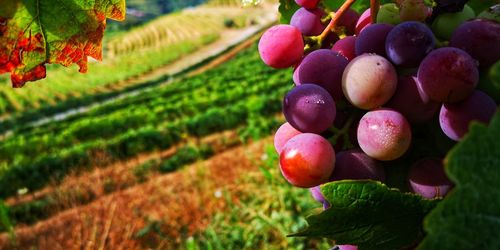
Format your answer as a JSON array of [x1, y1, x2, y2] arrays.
[[294, 49, 349, 101], [295, 0, 319, 9], [332, 36, 356, 61], [399, 0, 428, 22], [385, 21, 436, 67], [280, 133, 335, 188], [355, 8, 372, 35], [377, 3, 401, 25], [274, 122, 302, 153], [258, 25, 304, 69], [355, 23, 394, 57], [336, 8, 360, 35], [439, 90, 497, 141], [283, 84, 336, 134], [342, 54, 398, 110], [310, 185, 330, 209], [408, 158, 453, 199], [449, 19, 500, 68], [291, 8, 326, 36], [431, 4, 475, 40], [330, 149, 385, 182], [385, 76, 440, 123], [417, 47, 479, 103], [357, 109, 412, 161]]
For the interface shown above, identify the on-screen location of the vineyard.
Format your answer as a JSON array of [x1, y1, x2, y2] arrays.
[[0, 1, 272, 118]]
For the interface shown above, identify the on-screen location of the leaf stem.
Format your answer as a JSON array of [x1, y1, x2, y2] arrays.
[[370, 0, 380, 23], [317, 0, 357, 42]]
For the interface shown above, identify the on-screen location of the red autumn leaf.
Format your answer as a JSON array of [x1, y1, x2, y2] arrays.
[[0, 0, 126, 87]]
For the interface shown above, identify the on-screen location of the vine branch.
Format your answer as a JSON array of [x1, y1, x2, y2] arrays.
[[318, 0, 357, 42]]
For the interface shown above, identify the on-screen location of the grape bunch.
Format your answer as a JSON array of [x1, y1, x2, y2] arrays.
[[259, 0, 499, 211]]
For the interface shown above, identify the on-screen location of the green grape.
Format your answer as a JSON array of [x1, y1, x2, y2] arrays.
[[431, 4, 475, 40], [377, 3, 402, 25]]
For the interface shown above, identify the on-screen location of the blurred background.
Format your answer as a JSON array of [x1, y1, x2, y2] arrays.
[[0, 0, 331, 248]]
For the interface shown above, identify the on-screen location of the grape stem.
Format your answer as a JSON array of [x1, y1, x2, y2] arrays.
[[370, 0, 380, 23], [317, 0, 357, 42]]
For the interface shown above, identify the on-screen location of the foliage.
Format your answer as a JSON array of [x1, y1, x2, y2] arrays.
[[0, 0, 125, 87]]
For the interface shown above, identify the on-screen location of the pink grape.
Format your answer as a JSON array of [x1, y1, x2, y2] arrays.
[[283, 84, 336, 134], [280, 133, 335, 188], [330, 149, 385, 182], [357, 109, 412, 161], [338, 245, 358, 250], [274, 122, 302, 153], [310, 185, 330, 209], [417, 47, 479, 103], [439, 90, 497, 141], [295, 0, 319, 9], [385, 76, 440, 123], [342, 54, 398, 110], [355, 8, 372, 34], [332, 36, 356, 61], [290, 8, 326, 36], [258, 25, 304, 69], [294, 49, 349, 101], [336, 8, 361, 35], [355, 23, 394, 57], [409, 158, 453, 199], [449, 19, 500, 68]]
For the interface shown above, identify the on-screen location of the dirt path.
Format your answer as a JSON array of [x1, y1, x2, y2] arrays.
[[0, 137, 273, 249]]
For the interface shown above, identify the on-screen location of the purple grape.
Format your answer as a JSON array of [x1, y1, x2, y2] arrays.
[[449, 19, 500, 68], [330, 149, 385, 182], [355, 8, 372, 35], [332, 36, 356, 61], [417, 47, 479, 103], [310, 185, 330, 209], [283, 84, 336, 134], [294, 49, 349, 101], [439, 90, 497, 141], [385, 76, 440, 123], [280, 133, 335, 188], [274, 122, 302, 153], [258, 25, 304, 69], [409, 158, 453, 199], [385, 21, 436, 67], [337, 8, 360, 35], [357, 109, 412, 161], [295, 0, 319, 9], [322, 32, 340, 49], [291, 8, 326, 36], [355, 23, 394, 57], [342, 54, 398, 110]]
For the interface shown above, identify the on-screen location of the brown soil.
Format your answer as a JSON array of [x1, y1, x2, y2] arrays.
[[0, 137, 273, 250]]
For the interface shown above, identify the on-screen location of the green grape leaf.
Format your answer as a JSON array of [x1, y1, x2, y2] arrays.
[[0, 0, 126, 87], [418, 111, 500, 250], [291, 180, 439, 250], [278, 0, 300, 24]]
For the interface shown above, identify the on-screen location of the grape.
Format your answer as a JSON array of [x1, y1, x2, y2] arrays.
[[431, 4, 475, 40], [283, 84, 336, 134], [385, 21, 436, 67], [258, 25, 304, 69], [417, 47, 479, 103], [449, 19, 500, 68], [385, 76, 440, 123], [295, 0, 319, 9], [280, 133, 335, 188], [408, 158, 453, 199], [291, 8, 326, 36], [294, 49, 349, 101], [332, 36, 356, 61], [322, 32, 340, 49], [330, 149, 385, 182], [399, 0, 428, 22], [310, 185, 330, 209], [377, 3, 402, 25], [357, 109, 412, 161], [355, 8, 373, 35], [274, 122, 302, 153], [336, 8, 360, 35], [342, 54, 398, 110], [337, 245, 358, 250], [439, 90, 497, 141], [355, 23, 394, 57]]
